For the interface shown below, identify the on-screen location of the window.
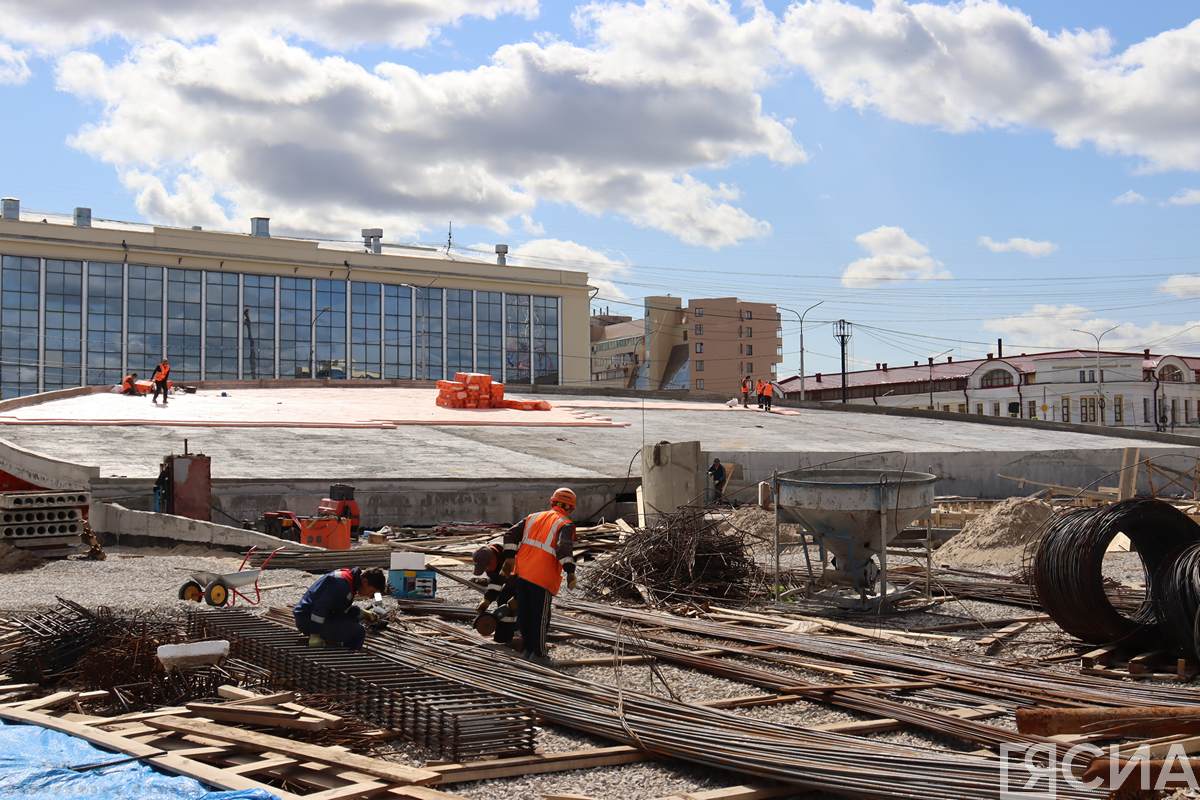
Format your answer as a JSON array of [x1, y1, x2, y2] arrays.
[[745, 327, 752, 338], [694, 324, 703, 335], [1028, 400, 1038, 420], [1187, 399, 1193, 424], [1, 255, 41, 397], [975, 403, 983, 415], [504, 293, 529, 383], [695, 379, 704, 390], [351, 281, 382, 379], [314, 279, 348, 379], [42, 259, 83, 391], [1062, 397, 1070, 422], [1144, 397, 1150, 423], [87, 261, 124, 386], [694, 307, 704, 317], [414, 287, 444, 381], [533, 296, 559, 385], [444, 289, 473, 377], [1171, 398, 1179, 425], [695, 360, 704, 372], [745, 362, 753, 373], [1115, 395, 1124, 424], [475, 291, 501, 381], [742, 310, 752, 320], [1080, 396, 1097, 423], [956, 403, 966, 414], [279, 276, 312, 378], [126, 265, 163, 380], [165, 268, 201, 380], [1088, 370, 1096, 383], [745, 344, 753, 356], [695, 342, 704, 354], [242, 274, 275, 379], [205, 272, 239, 379], [1008, 402, 1020, 418], [1079, 370, 1086, 383], [992, 402, 1000, 416], [1159, 365, 1184, 382], [980, 369, 1013, 388], [383, 285, 412, 379]]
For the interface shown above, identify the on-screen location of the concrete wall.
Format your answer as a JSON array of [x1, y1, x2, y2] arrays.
[[0, 436, 98, 491], [91, 476, 636, 528], [89, 501, 317, 552], [705, 446, 1200, 500]]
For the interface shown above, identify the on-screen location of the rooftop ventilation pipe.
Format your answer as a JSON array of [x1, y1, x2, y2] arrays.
[[997, 338, 1003, 358], [1, 197, 18, 220], [361, 228, 383, 254], [882, 363, 888, 371], [495, 244, 508, 266], [74, 207, 92, 228], [250, 217, 270, 237]]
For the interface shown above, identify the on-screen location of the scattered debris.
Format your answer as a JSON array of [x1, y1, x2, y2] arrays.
[[0, 540, 41, 573]]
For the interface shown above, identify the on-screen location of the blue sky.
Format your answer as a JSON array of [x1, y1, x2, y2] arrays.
[[0, 0, 1197, 378]]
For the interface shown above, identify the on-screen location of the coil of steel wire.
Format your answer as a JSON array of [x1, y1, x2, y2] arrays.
[[1032, 498, 1200, 648], [1152, 541, 1200, 658]]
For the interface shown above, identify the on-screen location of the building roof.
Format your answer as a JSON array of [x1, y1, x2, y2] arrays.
[[597, 320, 645, 341], [779, 349, 1200, 393]]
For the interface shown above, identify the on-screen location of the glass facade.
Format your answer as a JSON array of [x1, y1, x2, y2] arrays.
[[86, 262, 123, 386], [476, 291, 502, 381], [43, 259, 83, 391], [279, 277, 312, 379], [414, 287, 443, 381], [383, 285, 412, 380], [350, 281, 381, 379], [167, 268, 202, 380], [1, 256, 41, 397], [314, 279, 347, 379], [242, 274, 275, 379], [0, 254, 562, 397], [126, 265, 162, 379], [446, 289, 473, 376], [505, 293, 531, 383]]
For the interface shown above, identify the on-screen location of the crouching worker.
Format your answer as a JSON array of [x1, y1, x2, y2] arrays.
[[120, 373, 138, 395], [472, 543, 518, 645], [293, 567, 386, 650]]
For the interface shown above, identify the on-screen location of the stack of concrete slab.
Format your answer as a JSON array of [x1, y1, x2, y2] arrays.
[[0, 490, 89, 558]]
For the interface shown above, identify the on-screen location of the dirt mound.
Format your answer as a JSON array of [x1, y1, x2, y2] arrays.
[[936, 497, 1056, 568], [0, 541, 42, 573], [720, 505, 777, 541]]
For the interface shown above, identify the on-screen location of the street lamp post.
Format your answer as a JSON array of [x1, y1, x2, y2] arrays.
[[309, 306, 331, 378], [780, 301, 823, 406], [1072, 325, 1119, 425], [928, 348, 953, 410]]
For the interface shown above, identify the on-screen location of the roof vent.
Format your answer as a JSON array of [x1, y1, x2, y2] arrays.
[[191, 225, 202, 231], [1144, 348, 1151, 357], [1, 197, 18, 221], [361, 228, 383, 255], [250, 217, 270, 238], [495, 243, 509, 266], [875, 363, 881, 370], [913, 361, 918, 366], [882, 363, 888, 371], [73, 207, 92, 228], [986, 353, 993, 360], [947, 356, 953, 363], [815, 372, 822, 383]]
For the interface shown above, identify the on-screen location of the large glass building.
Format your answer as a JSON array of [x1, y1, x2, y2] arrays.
[[0, 203, 591, 399]]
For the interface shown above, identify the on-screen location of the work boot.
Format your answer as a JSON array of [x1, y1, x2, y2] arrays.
[[522, 652, 553, 667], [307, 633, 326, 648]]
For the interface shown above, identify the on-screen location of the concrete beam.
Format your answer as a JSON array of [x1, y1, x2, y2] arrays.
[[90, 502, 318, 552]]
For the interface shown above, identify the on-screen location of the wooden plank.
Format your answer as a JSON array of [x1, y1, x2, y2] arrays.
[[389, 788, 471, 800], [659, 786, 795, 800], [430, 746, 646, 784], [0, 707, 166, 758], [226, 756, 300, 775], [302, 783, 389, 800], [1118, 448, 1140, 500], [810, 703, 1004, 735], [978, 622, 1032, 654], [146, 752, 304, 800], [83, 708, 190, 727], [218, 685, 343, 724], [224, 691, 297, 707], [144, 716, 440, 786], [555, 654, 654, 667], [9, 691, 80, 711], [776, 681, 934, 695]]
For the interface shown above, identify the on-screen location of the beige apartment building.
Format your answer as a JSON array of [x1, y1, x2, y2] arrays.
[[590, 296, 782, 396], [0, 197, 591, 398]]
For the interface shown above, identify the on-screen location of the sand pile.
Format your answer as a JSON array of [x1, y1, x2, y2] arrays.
[[0, 541, 42, 573], [720, 506, 777, 541], [936, 497, 1056, 568]]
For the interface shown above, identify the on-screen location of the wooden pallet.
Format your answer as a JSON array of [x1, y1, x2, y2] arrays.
[[1080, 646, 1198, 682]]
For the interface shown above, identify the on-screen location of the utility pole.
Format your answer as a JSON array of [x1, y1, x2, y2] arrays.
[[928, 348, 952, 410], [833, 319, 852, 404], [1072, 325, 1118, 424], [779, 301, 823, 406]]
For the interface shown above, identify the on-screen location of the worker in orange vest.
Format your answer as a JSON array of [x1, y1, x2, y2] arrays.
[[740, 375, 752, 408], [151, 359, 171, 405], [500, 487, 578, 665], [120, 372, 138, 395], [762, 379, 774, 412], [755, 379, 765, 409]]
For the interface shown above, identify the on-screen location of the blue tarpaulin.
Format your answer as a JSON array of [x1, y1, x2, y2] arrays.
[[0, 719, 279, 800]]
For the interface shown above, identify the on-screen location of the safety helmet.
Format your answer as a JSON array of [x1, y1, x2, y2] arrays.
[[550, 487, 577, 510]]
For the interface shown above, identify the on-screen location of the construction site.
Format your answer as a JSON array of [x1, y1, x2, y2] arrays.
[[6, 381, 1200, 800]]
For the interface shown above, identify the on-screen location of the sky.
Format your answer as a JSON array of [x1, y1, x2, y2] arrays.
[[0, 0, 1198, 379]]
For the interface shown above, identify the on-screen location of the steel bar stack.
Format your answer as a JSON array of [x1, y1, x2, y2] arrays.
[[189, 608, 536, 761], [2, 599, 114, 682]]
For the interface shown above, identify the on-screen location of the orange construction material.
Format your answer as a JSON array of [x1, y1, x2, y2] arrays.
[[433, 376, 548, 411]]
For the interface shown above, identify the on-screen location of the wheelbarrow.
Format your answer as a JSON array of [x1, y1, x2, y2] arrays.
[[177, 546, 283, 606]]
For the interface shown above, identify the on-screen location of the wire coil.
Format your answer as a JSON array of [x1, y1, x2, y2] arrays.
[[1152, 541, 1200, 659]]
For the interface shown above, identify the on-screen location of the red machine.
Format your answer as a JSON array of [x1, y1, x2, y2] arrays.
[[259, 511, 352, 551], [317, 483, 361, 533]]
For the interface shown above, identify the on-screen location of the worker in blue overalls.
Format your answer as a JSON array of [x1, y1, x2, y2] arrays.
[[293, 567, 387, 649]]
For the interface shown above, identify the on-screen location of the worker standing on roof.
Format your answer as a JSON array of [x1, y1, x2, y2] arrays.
[[707, 458, 728, 504], [293, 567, 387, 650], [472, 542, 519, 646], [755, 379, 765, 409], [762, 379, 774, 412], [120, 372, 138, 396], [500, 488, 577, 665], [151, 359, 170, 406], [740, 375, 752, 408]]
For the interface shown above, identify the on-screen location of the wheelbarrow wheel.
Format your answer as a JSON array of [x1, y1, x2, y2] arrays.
[[204, 580, 230, 607], [178, 580, 204, 602]]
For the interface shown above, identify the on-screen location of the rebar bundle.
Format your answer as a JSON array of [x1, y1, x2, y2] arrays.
[[1032, 499, 1200, 648], [189, 608, 537, 761], [1152, 541, 1200, 659], [3, 598, 116, 682], [588, 507, 763, 603]]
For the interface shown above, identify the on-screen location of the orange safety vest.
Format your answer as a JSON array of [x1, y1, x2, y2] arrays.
[[741, 379, 750, 393], [514, 508, 571, 595], [154, 364, 170, 382], [756, 381, 764, 394], [763, 382, 773, 397], [121, 375, 135, 391]]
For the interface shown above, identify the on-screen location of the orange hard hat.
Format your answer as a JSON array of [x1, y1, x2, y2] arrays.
[[550, 487, 577, 510]]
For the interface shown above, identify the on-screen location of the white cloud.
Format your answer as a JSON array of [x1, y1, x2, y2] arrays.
[[779, 1, 1200, 172], [507, 238, 632, 299], [1160, 275, 1200, 299], [978, 235, 1057, 257], [520, 214, 545, 236], [841, 225, 949, 288], [1113, 190, 1146, 205], [0, 1, 538, 52], [0, 42, 29, 84], [53, 1, 801, 247], [984, 303, 1200, 350], [1167, 188, 1200, 206]]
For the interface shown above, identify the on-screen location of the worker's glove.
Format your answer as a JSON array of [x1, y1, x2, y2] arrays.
[[567, 573, 578, 591], [500, 558, 515, 577], [360, 609, 379, 625], [307, 634, 326, 648], [475, 599, 491, 613]]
